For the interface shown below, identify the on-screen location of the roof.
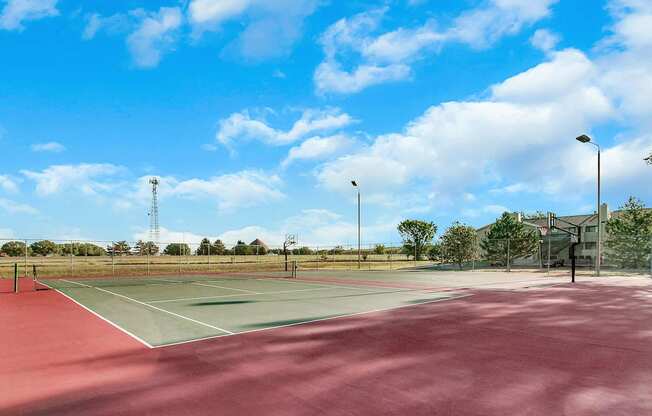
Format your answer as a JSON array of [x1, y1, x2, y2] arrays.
[[249, 238, 269, 249]]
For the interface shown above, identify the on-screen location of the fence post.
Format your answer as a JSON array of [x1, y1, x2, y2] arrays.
[[207, 242, 211, 272], [111, 241, 115, 277], [14, 263, 18, 293], [506, 239, 511, 273], [70, 241, 74, 277], [24, 239, 28, 278], [316, 246, 319, 271]]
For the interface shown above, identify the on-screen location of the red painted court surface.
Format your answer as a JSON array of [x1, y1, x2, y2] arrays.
[[2, 281, 652, 415]]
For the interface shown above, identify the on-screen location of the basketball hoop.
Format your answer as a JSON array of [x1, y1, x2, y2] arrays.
[[284, 234, 297, 247]]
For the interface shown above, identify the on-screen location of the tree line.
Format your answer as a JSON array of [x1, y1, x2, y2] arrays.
[[396, 195, 652, 270]]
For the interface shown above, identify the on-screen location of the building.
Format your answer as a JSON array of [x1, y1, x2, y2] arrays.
[[476, 204, 614, 267]]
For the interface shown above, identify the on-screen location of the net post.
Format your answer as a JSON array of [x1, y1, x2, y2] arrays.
[[13, 263, 18, 293]]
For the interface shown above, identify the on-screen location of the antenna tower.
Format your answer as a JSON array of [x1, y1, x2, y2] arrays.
[[149, 177, 160, 244]]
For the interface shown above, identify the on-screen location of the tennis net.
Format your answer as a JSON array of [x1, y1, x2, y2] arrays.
[[33, 260, 298, 290]]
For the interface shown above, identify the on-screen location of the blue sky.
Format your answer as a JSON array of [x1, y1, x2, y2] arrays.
[[0, 0, 650, 247]]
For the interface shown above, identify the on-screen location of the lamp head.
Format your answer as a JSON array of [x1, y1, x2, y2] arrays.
[[351, 180, 358, 187], [576, 134, 592, 143]]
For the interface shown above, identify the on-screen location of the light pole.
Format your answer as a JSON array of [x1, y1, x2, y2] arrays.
[[576, 134, 601, 277], [351, 180, 361, 269]]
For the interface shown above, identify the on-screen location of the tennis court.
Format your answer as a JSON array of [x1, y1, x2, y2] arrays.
[[37, 270, 466, 347]]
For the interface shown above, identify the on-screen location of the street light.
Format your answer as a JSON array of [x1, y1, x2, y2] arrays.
[[351, 181, 361, 269], [576, 134, 601, 277]]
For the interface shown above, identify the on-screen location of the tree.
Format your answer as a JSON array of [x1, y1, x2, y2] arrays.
[[427, 243, 442, 262], [106, 241, 131, 256], [374, 244, 386, 255], [605, 197, 652, 269], [163, 243, 190, 256], [440, 222, 477, 269], [77, 243, 107, 256], [134, 240, 159, 256], [195, 238, 212, 255], [30, 240, 58, 256], [397, 219, 437, 260], [212, 240, 226, 255], [233, 240, 252, 255], [1, 241, 29, 257], [480, 213, 538, 268], [292, 246, 313, 255]]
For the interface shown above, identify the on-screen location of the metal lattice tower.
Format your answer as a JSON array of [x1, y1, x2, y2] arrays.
[[149, 178, 160, 244]]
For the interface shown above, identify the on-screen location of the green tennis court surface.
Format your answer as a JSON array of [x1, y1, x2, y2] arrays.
[[40, 275, 462, 347]]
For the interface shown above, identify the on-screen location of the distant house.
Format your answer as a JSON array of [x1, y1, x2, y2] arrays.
[[249, 239, 269, 251]]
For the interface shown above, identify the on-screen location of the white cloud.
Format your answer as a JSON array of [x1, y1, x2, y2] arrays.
[[315, 0, 558, 94], [0, 0, 58, 31], [130, 170, 285, 212], [530, 29, 560, 52], [189, 0, 321, 60], [450, 0, 558, 49], [282, 134, 354, 168], [462, 204, 510, 219], [126, 7, 182, 68], [188, 0, 251, 27], [0, 198, 38, 215], [31, 141, 65, 153], [21, 163, 124, 196], [317, 48, 614, 200], [216, 108, 355, 147], [314, 61, 411, 95], [0, 175, 18, 193]]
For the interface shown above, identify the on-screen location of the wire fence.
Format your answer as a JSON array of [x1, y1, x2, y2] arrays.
[[0, 239, 431, 280], [1, 232, 650, 283]]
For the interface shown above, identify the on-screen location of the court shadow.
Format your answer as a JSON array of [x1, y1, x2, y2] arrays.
[[240, 316, 332, 329], [190, 300, 256, 306]]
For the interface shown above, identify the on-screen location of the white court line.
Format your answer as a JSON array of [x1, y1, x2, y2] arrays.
[[60, 279, 234, 335], [155, 293, 470, 348], [191, 281, 261, 294], [37, 280, 153, 348], [147, 286, 334, 304], [287, 277, 436, 292]]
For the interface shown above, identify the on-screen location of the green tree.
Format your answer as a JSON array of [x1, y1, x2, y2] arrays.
[[1, 241, 29, 257], [480, 213, 538, 268], [605, 197, 652, 269], [134, 240, 159, 255], [374, 244, 386, 255], [426, 243, 442, 262], [293, 246, 313, 255], [397, 219, 437, 260], [440, 222, 477, 269], [196, 238, 212, 255], [77, 243, 107, 256], [106, 241, 131, 256], [163, 243, 190, 256], [30, 240, 58, 256], [212, 240, 226, 255], [233, 240, 252, 255]]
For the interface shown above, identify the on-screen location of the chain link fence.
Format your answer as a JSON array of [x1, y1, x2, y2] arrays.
[[0, 239, 434, 281]]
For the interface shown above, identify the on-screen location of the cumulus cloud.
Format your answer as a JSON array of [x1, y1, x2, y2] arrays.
[[130, 170, 285, 212], [281, 134, 353, 168], [0, 198, 38, 215], [0, 175, 18, 193], [0, 0, 58, 31], [30, 141, 65, 153], [126, 7, 183, 68], [316, 48, 615, 200], [189, 0, 321, 60], [21, 163, 124, 196], [215, 108, 355, 147], [530, 29, 560, 52], [315, 0, 558, 94]]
